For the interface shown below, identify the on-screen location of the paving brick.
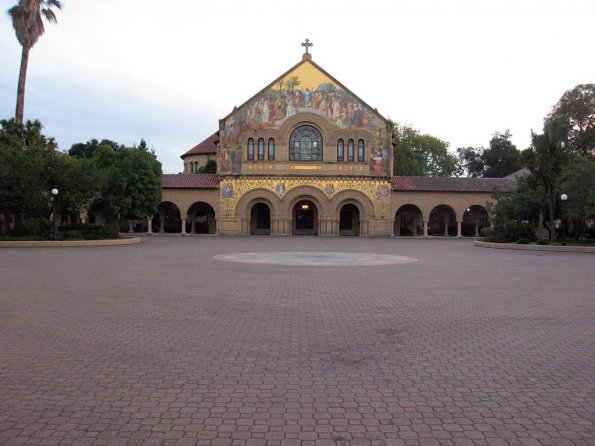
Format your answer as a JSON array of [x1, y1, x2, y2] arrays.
[[0, 237, 593, 444]]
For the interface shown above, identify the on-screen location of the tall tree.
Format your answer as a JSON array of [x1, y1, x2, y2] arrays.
[[546, 83, 595, 158], [392, 122, 461, 177], [457, 130, 522, 178], [8, 0, 62, 124]]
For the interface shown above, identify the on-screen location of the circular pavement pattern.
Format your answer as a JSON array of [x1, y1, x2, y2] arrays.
[[214, 251, 418, 266]]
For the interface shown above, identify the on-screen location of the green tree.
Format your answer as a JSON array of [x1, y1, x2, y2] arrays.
[[0, 119, 57, 235], [524, 118, 571, 241], [546, 83, 595, 158], [8, 0, 63, 124], [457, 130, 522, 178], [89, 140, 162, 229], [559, 157, 595, 238], [68, 138, 121, 158], [199, 159, 217, 173], [392, 122, 461, 177], [286, 75, 301, 93]]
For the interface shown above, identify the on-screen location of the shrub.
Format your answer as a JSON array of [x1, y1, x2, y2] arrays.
[[516, 238, 530, 244], [537, 239, 549, 245], [58, 223, 116, 240]]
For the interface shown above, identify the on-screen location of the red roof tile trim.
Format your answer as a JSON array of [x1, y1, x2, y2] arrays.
[[391, 176, 517, 193], [162, 174, 220, 189], [181, 132, 219, 158]]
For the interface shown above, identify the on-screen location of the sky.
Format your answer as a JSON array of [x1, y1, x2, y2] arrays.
[[1, 0, 594, 174]]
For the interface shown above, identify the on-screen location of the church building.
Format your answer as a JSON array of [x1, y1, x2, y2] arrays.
[[155, 41, 516, 237]]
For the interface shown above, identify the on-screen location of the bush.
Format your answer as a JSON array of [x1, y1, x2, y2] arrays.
[[516, 238, 530, 244], [59, 223, 116, 240], [537, 239, 549, 245], [485, 223, 537, 243]]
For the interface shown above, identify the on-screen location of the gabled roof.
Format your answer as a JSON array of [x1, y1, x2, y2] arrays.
[[391, 176, 517, 193], [162, 174, 219, 189], [181, 132, 218, 159], [220, 57, 389, 125]]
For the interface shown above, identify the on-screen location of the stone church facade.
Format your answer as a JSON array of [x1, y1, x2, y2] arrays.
[[152, 44, 516, 237]]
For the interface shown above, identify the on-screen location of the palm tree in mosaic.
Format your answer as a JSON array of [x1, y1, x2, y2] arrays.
[[8, 0, 62, 124], [286, 75, 301, 93]]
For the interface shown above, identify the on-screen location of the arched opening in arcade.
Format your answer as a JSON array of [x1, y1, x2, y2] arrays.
[[187, 202, 216, 234], [339, 203, 360, 236], [250, 202, 271, 235], [462, 205, 490, 236], [394, 204, 423, 236], [153, 202, 181, 233], [428, 204, 457, 236], [292, 199, 318, 235]]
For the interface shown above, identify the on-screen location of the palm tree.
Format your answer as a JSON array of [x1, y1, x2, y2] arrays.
[[8, 0, 62, 124]]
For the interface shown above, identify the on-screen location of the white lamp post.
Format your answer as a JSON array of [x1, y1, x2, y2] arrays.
[[51, 188, 59, 240]]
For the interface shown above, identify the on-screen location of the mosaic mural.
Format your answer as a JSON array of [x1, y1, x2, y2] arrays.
[[219, 177, 391, 220], [220, 60, 391, 176]]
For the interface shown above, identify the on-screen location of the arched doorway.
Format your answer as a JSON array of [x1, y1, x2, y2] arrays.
[[154, 202, 181, 233], [250, 203, 271, 235], [394, 204, 423, 236], [428, 205, 457, 236], [339, 204, 360, 236], [462, 205, 489, 236], [293, 200, 318, 235], [187, 202, 216, 234]]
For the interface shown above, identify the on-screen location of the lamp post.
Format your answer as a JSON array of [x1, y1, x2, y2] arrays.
[[560, 193, 568, 243], [51, 188, 59, 240]]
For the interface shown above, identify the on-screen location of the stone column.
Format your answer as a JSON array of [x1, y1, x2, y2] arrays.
[[423, 221, 429, 238], [128, 220, 134, 233], [474, 220, 480, 237], [147, 216, 153, 235], [159, 214, 165, 233], [190, 214, 196, 234], [180, 218, 187, 235], [443, 217, 449, 237], [457, 221, 462, 238], [395, 218, 401, 236]]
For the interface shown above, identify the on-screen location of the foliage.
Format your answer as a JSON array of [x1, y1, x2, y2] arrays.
[[90, 138, 162, 224], [198, 159, 217, 173], [59, 223, 117, 240], [391, 122, 462, 177], [546, 83, 595, 158], [486, 178, 543, 243], [68, 138, 121, 158], [559, 157, 595, 237], [456, 130, 522, 178]]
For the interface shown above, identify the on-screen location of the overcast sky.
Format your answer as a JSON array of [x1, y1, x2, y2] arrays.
[[1, 0, 593, 174]]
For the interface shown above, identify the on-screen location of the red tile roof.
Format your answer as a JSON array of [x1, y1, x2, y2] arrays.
[[162, 174, 220, 189], [391, 176, 517, 192], [181, 132, 219, 158]]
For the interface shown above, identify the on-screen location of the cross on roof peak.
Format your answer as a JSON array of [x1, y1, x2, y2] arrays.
[[301, 39, 313, 61]]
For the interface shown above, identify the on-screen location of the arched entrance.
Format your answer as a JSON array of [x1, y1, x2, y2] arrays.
[[428, 205, 457, 236], [293, 200, 318, 235], [154, 202, 181, 233], [339, 204, 360, 236], [462, 205, 489, 236], [250, 202, 271, 235], [394, 204, 423, 236], [187, 202, 216, 234]]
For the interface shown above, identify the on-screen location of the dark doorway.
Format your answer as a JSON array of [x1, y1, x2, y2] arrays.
[[293, 200, 318, 235], [250, 203, 271, 235], [339, 204, 360, 236]]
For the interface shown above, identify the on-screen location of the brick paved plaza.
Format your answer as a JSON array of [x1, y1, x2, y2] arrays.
[[1, 237, 593, 446]]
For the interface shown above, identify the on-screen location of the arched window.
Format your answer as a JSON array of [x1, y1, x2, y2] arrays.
[[337, 139, 344, 161], [358, 139, 365, 162], [268, 138, 275, 160], [347, 139, 354, 162], [258, 138, 265, 160], [247, 138, 254, 160], [289, 125, 323, 161]]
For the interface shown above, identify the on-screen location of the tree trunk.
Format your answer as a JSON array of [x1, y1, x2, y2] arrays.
[[15, 45, 30, 124], [547, 195, 556, 242]]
